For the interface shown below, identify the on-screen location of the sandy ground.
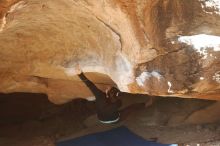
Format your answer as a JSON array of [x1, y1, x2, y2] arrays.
[[0, 93, 220, 146]]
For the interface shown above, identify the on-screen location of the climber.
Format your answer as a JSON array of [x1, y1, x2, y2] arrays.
[[106, 86, 156, 108], [76, 67, 122, 124]]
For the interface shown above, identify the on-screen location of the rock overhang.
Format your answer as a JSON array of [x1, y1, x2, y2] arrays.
[[0, 0, 219, 104]]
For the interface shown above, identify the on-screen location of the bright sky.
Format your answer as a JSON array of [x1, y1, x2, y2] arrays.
[[178, 34, 220, 59], [200, 0, 220, 14]]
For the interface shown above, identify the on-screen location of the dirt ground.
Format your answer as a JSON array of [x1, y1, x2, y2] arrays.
[[0, 93, 96, 146], [0, 93, 220, 146]]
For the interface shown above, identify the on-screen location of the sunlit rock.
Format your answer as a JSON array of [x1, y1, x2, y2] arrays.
[[0, 0, 220, 104]]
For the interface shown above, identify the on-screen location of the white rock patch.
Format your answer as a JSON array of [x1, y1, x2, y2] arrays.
[[114, 53, 133, 91], [0, 15, 6, 32], [167, 81, 174, 94], [136, 71, 162, 87], [64, 68, 77, 76], [86, 96, 96, 101], [8, 1, 26, 13]]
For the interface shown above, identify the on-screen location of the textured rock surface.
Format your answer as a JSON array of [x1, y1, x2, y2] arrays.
[[0, 0, 220, 104]]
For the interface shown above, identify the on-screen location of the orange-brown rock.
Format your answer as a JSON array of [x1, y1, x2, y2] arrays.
[[0, 0, 220, 104]]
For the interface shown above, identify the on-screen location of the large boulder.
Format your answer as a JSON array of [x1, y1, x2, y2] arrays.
[[0, 0, 219, 104]]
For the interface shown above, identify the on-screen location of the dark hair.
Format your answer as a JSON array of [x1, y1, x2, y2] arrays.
[[107, 87, 120, 98]]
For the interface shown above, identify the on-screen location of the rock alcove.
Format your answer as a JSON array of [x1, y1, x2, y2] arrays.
[[0, 0, 220, 145]]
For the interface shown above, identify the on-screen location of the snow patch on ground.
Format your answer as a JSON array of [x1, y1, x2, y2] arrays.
[[178, 34, 220, 59], [136, 71, 163, 87]]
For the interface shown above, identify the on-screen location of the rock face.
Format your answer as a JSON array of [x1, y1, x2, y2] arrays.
[[0, 0, 220, 104]]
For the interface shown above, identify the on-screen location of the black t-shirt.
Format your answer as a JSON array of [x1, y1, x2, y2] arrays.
[[78, 73, 121, 121]]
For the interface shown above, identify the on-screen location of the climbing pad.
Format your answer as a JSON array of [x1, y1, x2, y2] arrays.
[[56, 126, 177, 146]]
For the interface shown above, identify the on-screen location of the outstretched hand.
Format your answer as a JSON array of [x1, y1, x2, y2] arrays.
[[75, 63, 82, 74]]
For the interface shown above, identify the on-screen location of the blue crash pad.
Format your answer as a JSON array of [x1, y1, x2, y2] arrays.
[[56, 126, 177, 146]]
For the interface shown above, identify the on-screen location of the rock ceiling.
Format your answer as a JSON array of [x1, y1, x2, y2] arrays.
[[0, 0, 220, 104]]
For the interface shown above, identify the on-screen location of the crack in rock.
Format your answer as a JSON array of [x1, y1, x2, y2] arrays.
[[139, 47, 186, 65], [94, 16, 123, 52], [72, 1, 123, 52]]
